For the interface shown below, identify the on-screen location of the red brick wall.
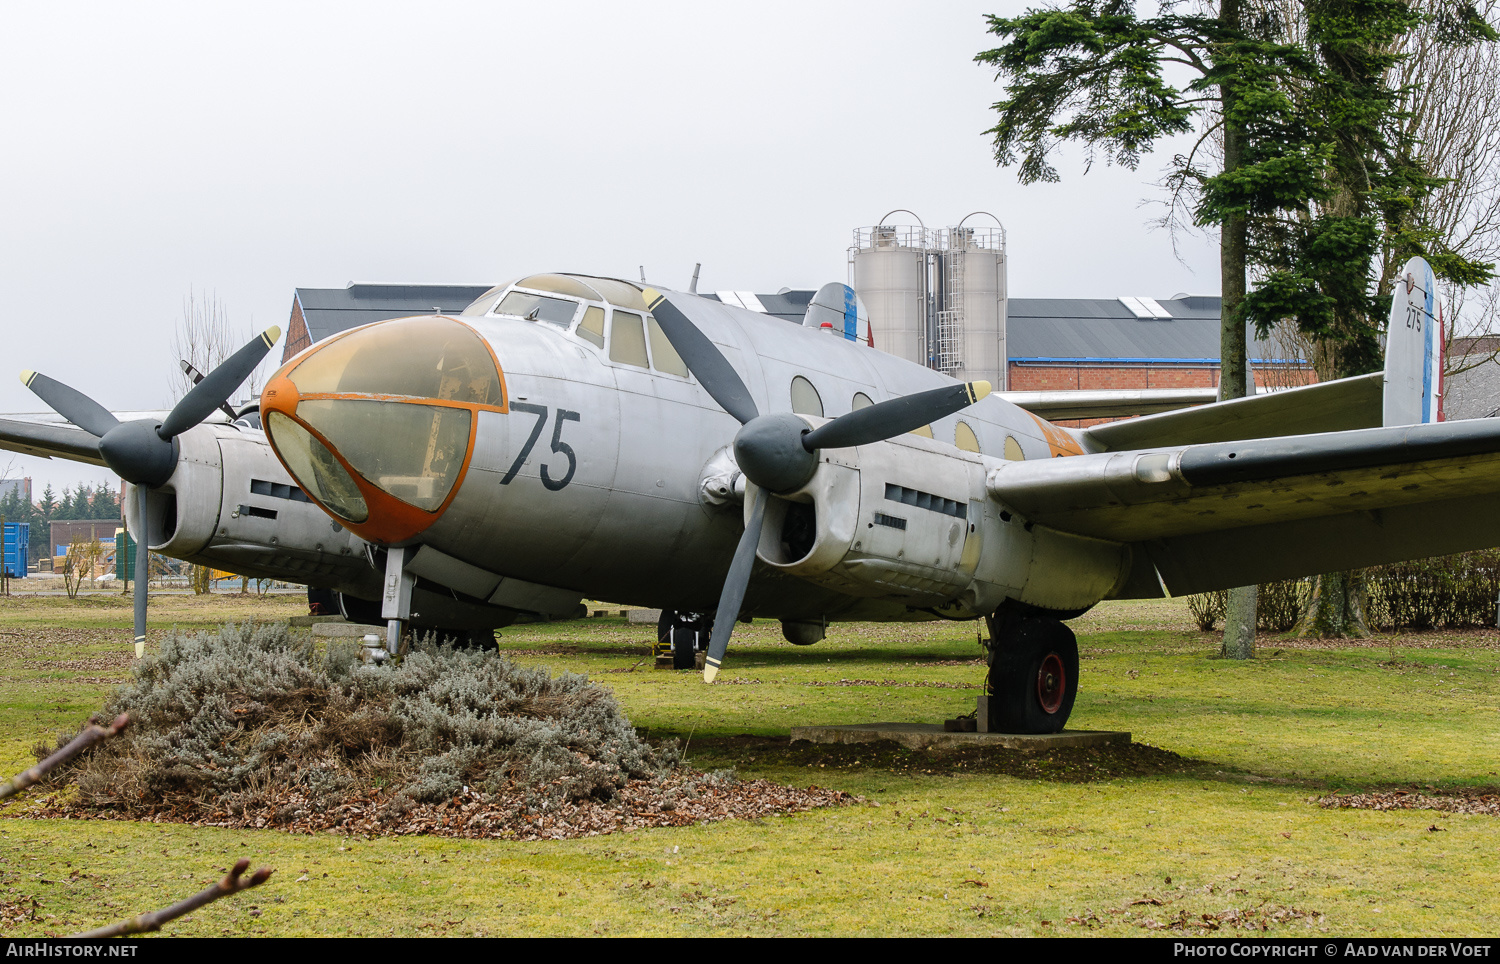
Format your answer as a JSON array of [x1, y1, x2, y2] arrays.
[[1008, 362, 1314, 428], [282, 298, 311, 365]]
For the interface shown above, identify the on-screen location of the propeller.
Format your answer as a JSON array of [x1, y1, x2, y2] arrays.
[[22, 326, 282, 657], [643, 288, 990, 681]]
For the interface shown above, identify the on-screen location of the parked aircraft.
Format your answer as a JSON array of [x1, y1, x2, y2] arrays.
[[3, 257, 1478, 733]]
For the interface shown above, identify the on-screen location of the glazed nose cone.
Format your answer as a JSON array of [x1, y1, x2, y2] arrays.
[[260, 314, 505, 544]]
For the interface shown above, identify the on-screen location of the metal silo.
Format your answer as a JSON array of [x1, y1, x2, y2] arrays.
[[943, 213, 1007, 390], [849, 211, 933, 368]]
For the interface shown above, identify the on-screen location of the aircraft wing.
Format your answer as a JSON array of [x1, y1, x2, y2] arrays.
[[1079, 372, 1383, 451], [0, 417, 106, 467], [987, 417, 1500, 597]]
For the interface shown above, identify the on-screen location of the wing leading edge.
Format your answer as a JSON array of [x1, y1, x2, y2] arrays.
[[0, 418, 106, 467], [987, 417, 1500, 597]]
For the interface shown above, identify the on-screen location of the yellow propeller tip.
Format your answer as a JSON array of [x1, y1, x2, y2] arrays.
[[261, 326, 282, 347], [19, 371, 34, 386], [703, 665, 719, 683], [969, 380, 992, 402]]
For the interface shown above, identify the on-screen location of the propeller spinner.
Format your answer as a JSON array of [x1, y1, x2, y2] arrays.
[[22, 327, 281, 656], [643, 288, 990, 681]]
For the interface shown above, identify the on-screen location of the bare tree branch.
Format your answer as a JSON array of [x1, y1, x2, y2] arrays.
[[0, 713, 127, 800], [71, 858, 274, 938]]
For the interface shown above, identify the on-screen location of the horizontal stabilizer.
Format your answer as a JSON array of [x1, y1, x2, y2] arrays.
[[1006, 387, 1217, 421]]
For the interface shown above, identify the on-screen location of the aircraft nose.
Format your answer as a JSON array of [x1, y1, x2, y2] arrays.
[[259, 314, 506, 544]]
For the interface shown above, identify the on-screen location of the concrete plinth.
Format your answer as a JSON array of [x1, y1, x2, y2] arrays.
[[790, 722, 1130, 752], [311, 621, 385, 639]]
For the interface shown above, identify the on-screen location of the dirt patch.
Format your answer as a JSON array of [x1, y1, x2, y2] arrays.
[[688, 735, 1198, 782], [1317, 787, 1500, 816], [14, 775, 852, 841]]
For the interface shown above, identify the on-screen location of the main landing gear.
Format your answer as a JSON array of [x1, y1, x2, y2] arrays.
[[657, 611, 711, 670], [980, 610, 1080, 734]]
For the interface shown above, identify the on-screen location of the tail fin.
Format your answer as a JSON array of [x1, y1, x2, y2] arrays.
[[1383, 256, 1443, 427]]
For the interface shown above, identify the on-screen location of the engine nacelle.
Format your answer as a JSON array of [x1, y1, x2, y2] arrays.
[[749, 430, 1131, 616], [124, 424, 377, 596]]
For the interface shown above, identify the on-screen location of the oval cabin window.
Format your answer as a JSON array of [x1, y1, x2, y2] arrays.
[[955, 421, 980, 453], [790, 376, 824, 417]]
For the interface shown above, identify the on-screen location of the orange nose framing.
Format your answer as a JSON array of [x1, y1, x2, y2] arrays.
[[260, 315, 508, 545]]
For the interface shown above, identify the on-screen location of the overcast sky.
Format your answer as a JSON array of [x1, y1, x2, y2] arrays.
[[0, 1, 1220, 494]]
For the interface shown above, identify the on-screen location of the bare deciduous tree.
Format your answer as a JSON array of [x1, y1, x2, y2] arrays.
[[1388, 0, 1500, 374]]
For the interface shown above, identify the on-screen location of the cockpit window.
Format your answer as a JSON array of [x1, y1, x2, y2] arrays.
[[514, 274, 603, 301], [459, 280, 517, 317], [578, 306, 606, 349], [494, 291, 580, 327], [572, 276, 648, 311], [609, 311, 650, 368], [285, 316, 502, 405], [266, 411, 369, 522], [647, 317, 688, 376], [296, 399, 471, 512]]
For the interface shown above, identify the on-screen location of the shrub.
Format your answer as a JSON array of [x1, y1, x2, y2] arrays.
[[44, 623, 676, 817], [1186, 580, 1306, 633], [1365, 550, 1500, 630]]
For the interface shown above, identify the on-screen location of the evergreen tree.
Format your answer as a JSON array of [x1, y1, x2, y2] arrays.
[[979, 0, 1494, 646]]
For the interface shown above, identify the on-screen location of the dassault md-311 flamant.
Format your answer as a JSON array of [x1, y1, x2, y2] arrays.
[[3, 258, 1485, 733]]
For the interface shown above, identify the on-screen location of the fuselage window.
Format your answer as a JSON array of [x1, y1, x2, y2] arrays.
[[609, 310, 650, 368], [955, 421, 980, 453], [578, 306, 606, 349], [494, 291, 579, 328], [647, 316, 689, 377], [852, 392, 873, 410], [790, 376, 824, 417], [1004, 436, 1025, 461]]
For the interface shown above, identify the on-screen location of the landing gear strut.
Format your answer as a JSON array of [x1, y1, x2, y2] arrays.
[[981, 611, 1079, 734]]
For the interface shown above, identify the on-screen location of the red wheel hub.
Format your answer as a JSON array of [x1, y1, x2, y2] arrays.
[[1036, 653, 1065, 714]]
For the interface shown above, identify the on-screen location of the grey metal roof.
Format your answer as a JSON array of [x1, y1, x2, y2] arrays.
[[295, 284, 495, 343], [289, 283, 1287, 366], [1007, 295, 1285, 362]]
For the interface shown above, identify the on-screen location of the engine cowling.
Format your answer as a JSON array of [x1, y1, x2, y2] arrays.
[[748, 430, 1131, 616]]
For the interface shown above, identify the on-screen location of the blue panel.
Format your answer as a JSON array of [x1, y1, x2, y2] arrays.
[[842, 285, 857, 341]]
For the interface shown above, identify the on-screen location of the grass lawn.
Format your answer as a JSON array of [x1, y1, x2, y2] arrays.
[[1, 591, 1497, 937]]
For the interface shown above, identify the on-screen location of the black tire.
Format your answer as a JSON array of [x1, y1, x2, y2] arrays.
[[337, 592, 382, 625], [657, 610, 706, 670], [986, 617, 1079, 734]]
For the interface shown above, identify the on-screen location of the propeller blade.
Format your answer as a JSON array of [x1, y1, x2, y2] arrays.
[[802, 380, 992, 451], [642, 289, 759, 425], [132, 484, 149, 658], [19, 371, 121, 438], [180, 360, 239, 421], [703, 486, 769, 682], [159, 327, 281, 440]]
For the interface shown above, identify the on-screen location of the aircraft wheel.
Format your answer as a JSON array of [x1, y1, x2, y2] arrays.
[[337, 591, 382, 625], [987, 617, 1078, 734], [658, 611, 706, 670]]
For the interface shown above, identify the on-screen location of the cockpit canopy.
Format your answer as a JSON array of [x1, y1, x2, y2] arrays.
[[262, 315, 503, 537], [461, 273, 687, 376]]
